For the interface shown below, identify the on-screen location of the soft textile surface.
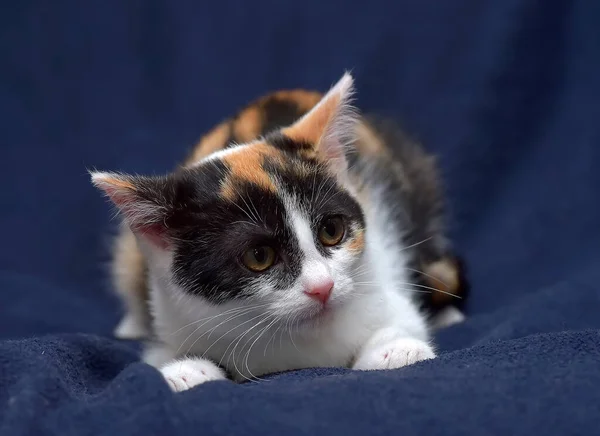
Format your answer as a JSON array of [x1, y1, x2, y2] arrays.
[[1, 1, 599, 434]]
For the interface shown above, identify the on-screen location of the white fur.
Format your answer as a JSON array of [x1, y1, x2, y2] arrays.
[[353, 336, 435, 370], [161, 358, 227, 392], [190, 142, 252, 167]]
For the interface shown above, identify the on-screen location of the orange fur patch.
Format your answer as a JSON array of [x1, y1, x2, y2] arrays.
[[233, 107, 263, 143], [346, 229, 366, 253], [102, 176, 136, 191], [220, 142, 282, 200], [186, 121, 231, 165]]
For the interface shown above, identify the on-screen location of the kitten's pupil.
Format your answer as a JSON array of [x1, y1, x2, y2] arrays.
[[254, 247, 267, 263], [323, 221, 337, 238], [242, 245, 276, 272], [319, 217, 345, 246]]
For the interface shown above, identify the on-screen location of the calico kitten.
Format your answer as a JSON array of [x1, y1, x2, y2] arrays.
[[92, 73, 467, 390]]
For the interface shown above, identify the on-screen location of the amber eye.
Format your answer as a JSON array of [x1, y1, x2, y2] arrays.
[[318, 216, 345, 246], [242, 245, 276, 272]]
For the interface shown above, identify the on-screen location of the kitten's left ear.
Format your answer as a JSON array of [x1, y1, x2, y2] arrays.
[[283, 72, 357, 176], [90, 171, 173, 249]]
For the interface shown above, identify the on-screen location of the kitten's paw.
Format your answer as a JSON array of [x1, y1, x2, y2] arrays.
[[160, 359, 226, 392], [353, 338, 436, 371]]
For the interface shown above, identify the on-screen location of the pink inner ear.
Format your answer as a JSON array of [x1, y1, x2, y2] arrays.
[[133, 222, 171, 250], [104, 188, 134, 210], [317, 133, 349, 176], [320, 136, 345, 161]]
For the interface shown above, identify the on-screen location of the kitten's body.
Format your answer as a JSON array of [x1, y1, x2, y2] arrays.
[[94, 74, 467, 390]]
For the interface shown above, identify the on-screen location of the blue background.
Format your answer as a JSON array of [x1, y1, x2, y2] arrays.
[[1, 1, 599, 434]]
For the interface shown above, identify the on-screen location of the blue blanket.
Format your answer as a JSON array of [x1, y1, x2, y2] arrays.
[[1, 1, 599, 434]]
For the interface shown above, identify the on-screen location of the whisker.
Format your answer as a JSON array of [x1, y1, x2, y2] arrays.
[[229, 314, 273, 382], [264, 323, 282, 356], [242, 316, 277, 382], [202, 311, 269, 361], [229, 184, 260, 224], [244, 192, 262, 224], [397, 288, 433, 294], [405, 267, 450, 288], [401, 237, 433, 252], [287, 313, 301, 353], [316, 181, 337, 210], [400, 282, 461, 299], [229, 220, 262, 228], [168, 304, 268, 337], [176, 306, 260, 357], [309, 170, 318, 206]]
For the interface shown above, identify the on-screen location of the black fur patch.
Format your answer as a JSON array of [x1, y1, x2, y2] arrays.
[[159, 164, 306, 303], [260, 97, 307, 135], [264, 131, 314, 154]]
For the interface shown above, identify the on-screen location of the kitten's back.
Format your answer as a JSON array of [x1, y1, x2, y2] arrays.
[[185, 90, 322, 165]]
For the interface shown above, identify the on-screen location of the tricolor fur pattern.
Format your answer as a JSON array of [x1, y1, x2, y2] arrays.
[[92, 73, 468, 390]]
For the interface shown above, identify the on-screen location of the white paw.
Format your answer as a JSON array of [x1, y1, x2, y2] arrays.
[[161, 359, 227, 392], [114, 313, 149, 339], [353, 337, 436, 371]]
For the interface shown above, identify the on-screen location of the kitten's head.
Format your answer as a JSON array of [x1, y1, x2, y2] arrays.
[[92, 73, 366, 325]]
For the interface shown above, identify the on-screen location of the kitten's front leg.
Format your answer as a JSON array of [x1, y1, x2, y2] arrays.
[[353, 328, 436, 371], [160, 357, 227, 392]]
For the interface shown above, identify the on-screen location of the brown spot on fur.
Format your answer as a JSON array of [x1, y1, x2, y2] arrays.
[[346, 229, 366, 253], [186, 121, 231, 165], [220, 142, 281, 200], [425, 259, 461, 305], [233, 107, 263, 143]]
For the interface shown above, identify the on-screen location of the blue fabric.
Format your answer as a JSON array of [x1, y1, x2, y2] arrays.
[[1, 0, 599, 434]]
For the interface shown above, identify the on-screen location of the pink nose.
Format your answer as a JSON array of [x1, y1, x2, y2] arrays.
[[304, 279, 334, 304]]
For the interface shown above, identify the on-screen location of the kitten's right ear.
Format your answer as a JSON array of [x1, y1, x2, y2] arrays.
[[90, 171, 172, 249], [282, 73, 357, 177]]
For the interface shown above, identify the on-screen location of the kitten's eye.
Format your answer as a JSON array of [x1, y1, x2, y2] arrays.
[[242, 246, 276, 272], [318, 216, 345, 247]]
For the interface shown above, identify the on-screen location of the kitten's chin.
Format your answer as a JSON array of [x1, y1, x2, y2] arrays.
[[290, 302, 338, 328]]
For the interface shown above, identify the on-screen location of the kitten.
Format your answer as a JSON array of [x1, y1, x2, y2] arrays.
[[91, 73, 468, 391]]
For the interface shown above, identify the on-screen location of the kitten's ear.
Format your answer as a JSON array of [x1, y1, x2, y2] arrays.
[[283, 72, 357, 175], [90, 171, 172, 249]]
